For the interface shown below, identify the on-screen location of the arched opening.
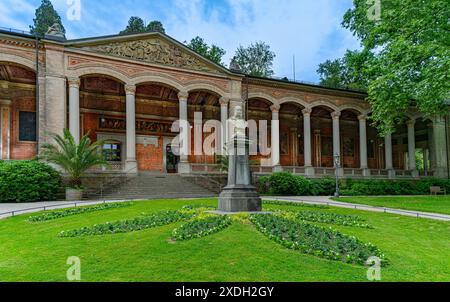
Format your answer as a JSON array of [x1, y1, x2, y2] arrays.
[[0, 62, 37, 160], [340, 109, 360, 168], [311, 106, 334, 168], [279, 102, 305, 167], [366, 114, 385, 170]]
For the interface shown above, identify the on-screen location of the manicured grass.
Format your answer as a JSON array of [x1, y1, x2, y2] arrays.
[[0, 198, 449, 282], [334, 196, 450, 215]]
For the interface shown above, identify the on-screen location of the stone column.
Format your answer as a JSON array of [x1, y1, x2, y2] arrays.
[[219, 97, 229, 154], [385, 133, 395, 178], [178, 91, 191, 174], [302, 108, 314, 176], [407, 119, 419, 177], [68, 77, 80, 144], [331, 111, 343, 176], [358, 115, 370, 177], [125, 85, 137, 173], [430, 116, 449, 178], [423, 148, 429, 176], [271, 105, 282, 172]]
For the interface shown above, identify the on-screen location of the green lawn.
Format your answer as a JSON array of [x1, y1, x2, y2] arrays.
[[334, 196, 450, 215], [0, 198, 449, 282]]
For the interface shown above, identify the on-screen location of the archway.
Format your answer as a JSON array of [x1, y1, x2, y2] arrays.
[[279, 102, 305, 167], [310, 106, 334, 168]]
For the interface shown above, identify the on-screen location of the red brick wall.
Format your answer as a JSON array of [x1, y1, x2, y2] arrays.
[[10, 97, 37, 160], [136, 137, 164, 172]]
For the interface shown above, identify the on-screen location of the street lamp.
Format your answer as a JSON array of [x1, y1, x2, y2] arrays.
[[334, 154, 341, 198]]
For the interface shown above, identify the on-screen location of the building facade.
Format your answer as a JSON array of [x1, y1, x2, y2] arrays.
[[0, 29, 449, 178]]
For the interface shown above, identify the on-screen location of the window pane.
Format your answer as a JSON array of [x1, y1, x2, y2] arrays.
[[19, 111, 37, 142]]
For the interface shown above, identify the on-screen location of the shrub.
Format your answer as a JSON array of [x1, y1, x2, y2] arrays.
[[266, 172, 300, 195], [281, 210, 373, 229], [310, 177, 336, 196], [250, 213, 387, 266], [29, 202, 132, 222], [59, 210, 195, 237], [0, 160, 62, 203], [172, 214, 232, 241]]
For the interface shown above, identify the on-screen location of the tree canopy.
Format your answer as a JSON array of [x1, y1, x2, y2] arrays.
[[234, 41, 276, 77], [342, 0, 450, 134], [186, 36, 226, 65], [120, 17, 166, 35], [29, 0, 66, 37]]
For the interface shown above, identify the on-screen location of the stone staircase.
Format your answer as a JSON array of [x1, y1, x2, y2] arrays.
[[86, 173, 216, 201]]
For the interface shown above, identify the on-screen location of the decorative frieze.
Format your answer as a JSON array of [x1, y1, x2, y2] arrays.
[[99, 117, 174, 135]]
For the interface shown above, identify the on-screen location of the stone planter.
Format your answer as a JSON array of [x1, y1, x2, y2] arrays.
[[66, 188, 83, 201]]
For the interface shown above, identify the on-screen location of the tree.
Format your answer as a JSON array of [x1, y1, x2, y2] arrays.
[[317, 49, 374, 90], [120, 16, 146, 35], [147, 21, 165, 33], [40, 129, 108, 188], [29, 0, 65, 37], [234, 41, 276, 77], [342, 0, 450, 134], [186, 36, 226, 65]]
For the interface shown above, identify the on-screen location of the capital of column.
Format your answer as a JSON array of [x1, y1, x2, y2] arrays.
[[178, 91, 189, 102], [125, 84, 136, 95], [358, 114, 368, 122], [302, 108, 312, 117], [219, 97, 229, 106], [331, 111, 341, 120], [406, 119, 416, 127], [270, 104, 281, 113], [67, 77, 80, 88]]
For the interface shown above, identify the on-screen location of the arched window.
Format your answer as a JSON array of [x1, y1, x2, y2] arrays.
[[102, 141, 122, 162]]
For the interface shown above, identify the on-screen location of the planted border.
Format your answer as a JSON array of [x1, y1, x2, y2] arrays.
[[172, 214, 232, 241], [263, 200, 329, 209], [250, 214, 387, 266], [29, 202, 132, 222], [59, 210, 195, 237], [282, 210, 373, 229]]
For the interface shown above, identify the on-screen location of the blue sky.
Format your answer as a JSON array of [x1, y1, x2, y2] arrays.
[[0, 0, 360, 82]]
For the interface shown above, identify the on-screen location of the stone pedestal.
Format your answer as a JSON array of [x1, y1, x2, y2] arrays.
[[218, 136, 262, 213]]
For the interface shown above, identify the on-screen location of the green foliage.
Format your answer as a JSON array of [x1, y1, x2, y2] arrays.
[[259, 173, 335, 196], [29, 0, 65, 37], [120, 17, 165, 35], [264, 172, 299, 195], [40, 129, 108, 188], [263, 200, 329, 209], [186, 36, 226, 65], [281, 210, 373, 229], [0, 161, 62, 203], [234, 41, 276, 77], [250, 213, 387, 266], [29, 202, 132, 222], [342, 0, 450, 134], [59, 210, 195, 237], [172, 214, 232, 241]]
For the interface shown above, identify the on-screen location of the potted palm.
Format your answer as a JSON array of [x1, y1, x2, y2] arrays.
[[40, 129, 108, 201]]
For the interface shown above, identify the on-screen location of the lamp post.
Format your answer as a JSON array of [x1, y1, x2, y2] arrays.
[[334, 154, 341, 198]]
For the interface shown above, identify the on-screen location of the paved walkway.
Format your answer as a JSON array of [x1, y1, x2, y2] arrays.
[[263, 196, 450, 222]]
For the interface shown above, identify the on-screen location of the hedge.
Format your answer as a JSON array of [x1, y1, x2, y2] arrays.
[[0, 161, 62, 203], [258, 172, 450, 196]]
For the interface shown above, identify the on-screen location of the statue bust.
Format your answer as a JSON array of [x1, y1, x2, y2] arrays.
[[230, 105, 246, 139], [45, 23, 66, 39]]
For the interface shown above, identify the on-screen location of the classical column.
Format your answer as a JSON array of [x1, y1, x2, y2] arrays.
[[271, 105, 282, 172], [384, 133, 395, 178], [125, 84, 137, 173], [302, 108, 314, 176], [407, 119, 418, 177], [178, 91, 191, 174], [68, 77, 80, 144], [331, 111, 343, 176], [430, 116, 449, 178], [423, 148, 429, 176], [358, 115, 370, 176], [219, 97, 229, 154]]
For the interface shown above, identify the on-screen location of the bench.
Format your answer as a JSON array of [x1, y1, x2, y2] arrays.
[[430, 186, 446, 195]]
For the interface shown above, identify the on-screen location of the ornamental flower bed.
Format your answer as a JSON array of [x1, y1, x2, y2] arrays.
[[29, 202, 132, 222], [281, 210, 373, 229], [249, 213, 387, 266], [172, 214, 232, 241], [59, 210, 195, 237]]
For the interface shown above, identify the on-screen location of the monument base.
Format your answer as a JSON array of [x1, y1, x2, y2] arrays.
[[218, 185, 262, 212]]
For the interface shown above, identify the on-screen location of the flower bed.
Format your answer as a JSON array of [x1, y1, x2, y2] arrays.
[[29, 202, 132, 222], [59, 210, 195, 237], [282, 210, 373, 229], [263, 200, 329, 209], [172, 214, 232, 241], [249, 214, 387, 266]]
